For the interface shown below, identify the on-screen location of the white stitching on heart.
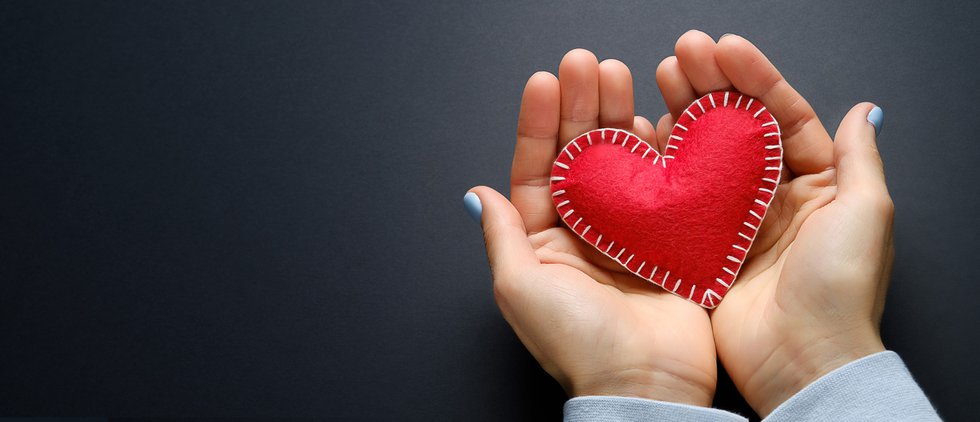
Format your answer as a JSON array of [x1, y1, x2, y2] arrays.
[[703, 289, 722, 307], [549, 91, 783, 309]]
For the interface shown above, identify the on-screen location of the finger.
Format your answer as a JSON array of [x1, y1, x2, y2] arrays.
[[715, 34, 834, 175], [512, 71, 561, 234], [528, 229, 627, 279], [598, 59, 634, 130], [833, 103, 889, 204], [655, 113, 674, 154], [558, 49, 600, 147], [527, 230, 673, 293], [656, 56, 697, 119], [674, 30, 732, 94], [467, 187, 539, 277], [632, 115, 656, 145]]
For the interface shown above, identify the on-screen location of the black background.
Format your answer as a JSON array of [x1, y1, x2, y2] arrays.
[[2, 1, 978, 420]]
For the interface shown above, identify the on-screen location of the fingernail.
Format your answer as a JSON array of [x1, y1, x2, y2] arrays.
[[867, 106, 884, 136], [720, 33, 736, 40], [463, 192, 482, 224]]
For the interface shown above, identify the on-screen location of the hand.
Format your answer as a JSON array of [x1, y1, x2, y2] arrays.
[[655, 31, 892, 416], [467, 49, 717, 406]]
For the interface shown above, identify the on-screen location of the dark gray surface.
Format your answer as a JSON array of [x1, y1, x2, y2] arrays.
[[1, 1, 977, 420]]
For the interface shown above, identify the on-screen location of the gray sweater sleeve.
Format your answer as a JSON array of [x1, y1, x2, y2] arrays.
[[563, 351, 940, 422], [764, 350, 940, 421], [564, 396, 748, 422]]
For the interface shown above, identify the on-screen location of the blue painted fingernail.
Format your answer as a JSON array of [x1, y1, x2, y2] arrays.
[[463, 192, 482, 224], [867, 106, 883, 136]]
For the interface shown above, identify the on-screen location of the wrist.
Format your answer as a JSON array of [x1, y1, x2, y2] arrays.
[[746, 328, 885, 417], [569, 367, 716, 407]]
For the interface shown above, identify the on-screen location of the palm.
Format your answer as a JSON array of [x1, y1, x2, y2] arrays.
[[713, 167, 891, 400], [524, 227, 715, 396], [711, 171, 836, 388]]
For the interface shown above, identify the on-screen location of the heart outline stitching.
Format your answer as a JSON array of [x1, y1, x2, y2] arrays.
[[549, 91, 783, 308]]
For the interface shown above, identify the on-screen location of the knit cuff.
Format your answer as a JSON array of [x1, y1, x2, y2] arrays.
[[564, 395, 749, 422], [764, 350, 941, 421]]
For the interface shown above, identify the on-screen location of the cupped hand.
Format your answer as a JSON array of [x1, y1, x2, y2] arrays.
[[657, 31, 892, 416], [468, 49, 717, 406]]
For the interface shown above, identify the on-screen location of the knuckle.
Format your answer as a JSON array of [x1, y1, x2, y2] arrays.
[[527, 230, 553, 249], [491, 271, 520, 306], [868, 192, 894, 216], [603, 116, 633, 128]]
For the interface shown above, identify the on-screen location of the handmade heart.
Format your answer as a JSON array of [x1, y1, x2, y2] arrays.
[[550, 91, 782, 308]]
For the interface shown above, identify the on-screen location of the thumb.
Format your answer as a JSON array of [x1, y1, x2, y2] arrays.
[[464, 187, 538, 277], [833, 103, 891, 206]]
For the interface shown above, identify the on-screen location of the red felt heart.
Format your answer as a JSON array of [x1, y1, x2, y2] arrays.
[[550, 91, 782, 308]]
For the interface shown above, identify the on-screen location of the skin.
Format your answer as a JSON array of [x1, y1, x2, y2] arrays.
[[469, 31, 892, 416]]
